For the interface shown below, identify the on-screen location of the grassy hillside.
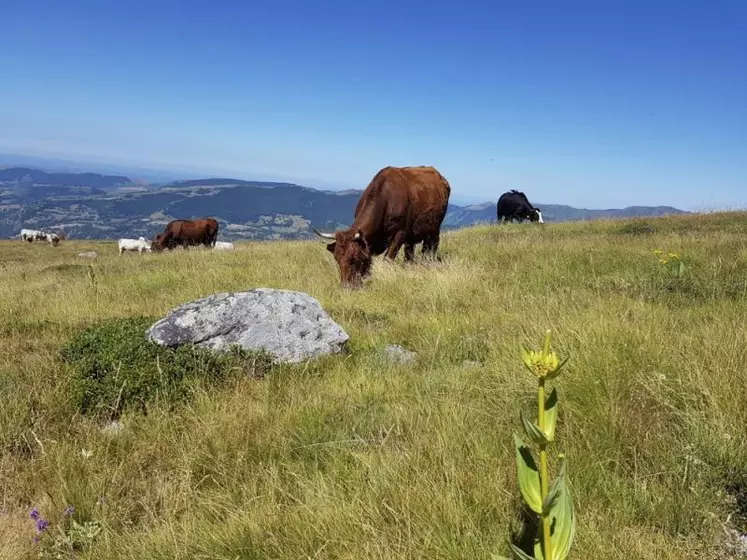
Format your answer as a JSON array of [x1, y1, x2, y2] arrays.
[[1, 212, 747, 559]]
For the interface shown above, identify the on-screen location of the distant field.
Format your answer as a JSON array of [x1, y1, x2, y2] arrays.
[[1, 212, 747, 559]]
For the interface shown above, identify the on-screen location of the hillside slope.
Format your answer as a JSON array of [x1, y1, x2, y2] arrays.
[[0, 166, 689, 240], [0, 166, 133, 189], [1, 212, 746, 559]]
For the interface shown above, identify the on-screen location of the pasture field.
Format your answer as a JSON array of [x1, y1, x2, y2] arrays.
[[2, 212, 747, 559]]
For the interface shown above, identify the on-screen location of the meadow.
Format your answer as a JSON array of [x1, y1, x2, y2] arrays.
[[1, 212, 747, 559]]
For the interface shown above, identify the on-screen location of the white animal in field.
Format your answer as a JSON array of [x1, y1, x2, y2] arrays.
[[20, 228, 46, 242], [118, 236, 152, 255], [213, 241, 235, 251], [45, 232, 60, 246]]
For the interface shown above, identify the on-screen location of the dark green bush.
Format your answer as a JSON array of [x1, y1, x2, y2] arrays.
[[60, 317, 273, 418]]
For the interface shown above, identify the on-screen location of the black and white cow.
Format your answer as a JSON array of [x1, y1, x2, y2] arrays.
[[496, 190, 543, 224]]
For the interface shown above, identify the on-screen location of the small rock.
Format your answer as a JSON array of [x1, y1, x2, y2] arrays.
[[77, 251, 98, 259], [146, 288, 349, 364], [384, 344, 417, 364], [102, 421, 124, 435], [724, 527, 747, 557], [462, 360, 481, 368]]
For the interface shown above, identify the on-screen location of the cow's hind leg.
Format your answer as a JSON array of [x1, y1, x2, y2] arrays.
[[422, 232, 441, 262]]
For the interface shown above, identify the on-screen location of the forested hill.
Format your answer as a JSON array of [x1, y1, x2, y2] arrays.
[[0, 166, 689, 240]]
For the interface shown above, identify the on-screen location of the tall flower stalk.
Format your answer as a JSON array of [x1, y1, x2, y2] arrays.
[[495, 330, 576, 560]]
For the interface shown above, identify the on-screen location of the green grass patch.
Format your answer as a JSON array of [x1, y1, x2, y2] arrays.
[[59, 317, 273, 418]]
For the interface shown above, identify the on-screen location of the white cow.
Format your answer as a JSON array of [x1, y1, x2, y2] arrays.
[[213, 241, 235, 251], [20, 228, 46, 242], [45, 232, 60, 246], [118, 236, 151, 255]]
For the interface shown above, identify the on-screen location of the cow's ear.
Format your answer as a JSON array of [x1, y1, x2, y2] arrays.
[[326, 242, 336, 253]]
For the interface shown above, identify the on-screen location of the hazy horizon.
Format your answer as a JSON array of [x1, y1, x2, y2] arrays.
[[1, 150, 742, 213]]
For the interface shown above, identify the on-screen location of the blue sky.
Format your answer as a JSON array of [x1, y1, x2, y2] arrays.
[[1, 0, 745, 210]]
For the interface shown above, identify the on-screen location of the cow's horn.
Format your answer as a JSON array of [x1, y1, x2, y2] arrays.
[[354, 232, 361, 240], [312, 227, 336, 240]]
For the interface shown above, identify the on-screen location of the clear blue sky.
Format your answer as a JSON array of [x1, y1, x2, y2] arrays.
[[1, 0, 745, 210]]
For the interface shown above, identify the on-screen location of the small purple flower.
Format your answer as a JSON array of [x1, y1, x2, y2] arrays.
[[33, 535, 41, 544], [36, 518, 50, 533], [29, 508, 40, 521], [63, 505, 75, 516]]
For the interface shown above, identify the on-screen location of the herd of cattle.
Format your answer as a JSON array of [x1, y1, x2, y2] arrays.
[[20, 228, 64, 246], [15, 165, 544, 288], [20, 219, 236, 255]]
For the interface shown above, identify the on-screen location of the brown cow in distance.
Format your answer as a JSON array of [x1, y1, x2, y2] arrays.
[[314, 165, 451, 288], [151, 218, 219, 251]]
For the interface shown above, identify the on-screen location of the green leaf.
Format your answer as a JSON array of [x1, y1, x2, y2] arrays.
[[543, 472, 561, 515], [545, 357, 569, 380], [520, 347, 536, 374], [514, 434, 542, 513], [509, 543, 537, 560], [533, 537, 545, 560], [546, 456, 577, 560], [531, 534, 546, 560], [543, 388, 558, 442], [521, 410, 551, 446]]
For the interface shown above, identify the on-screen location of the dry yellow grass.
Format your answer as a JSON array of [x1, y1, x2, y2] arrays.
[[1, 212, 747, 559]]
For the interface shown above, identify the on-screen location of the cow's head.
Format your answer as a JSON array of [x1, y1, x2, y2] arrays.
[[151, 233, 165, 252], [527, 207, 544, 223], [313, 228, 372, 289]]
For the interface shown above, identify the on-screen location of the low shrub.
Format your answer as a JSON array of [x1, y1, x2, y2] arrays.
[[60, 317, 273, 418]]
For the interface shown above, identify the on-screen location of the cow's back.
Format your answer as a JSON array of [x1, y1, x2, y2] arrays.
[[165, 218, 217, 243], [394, 166, 449, 199], [396, 166, 450, 237], [368, 166, 448, 214], [497, 191, 528, 215]]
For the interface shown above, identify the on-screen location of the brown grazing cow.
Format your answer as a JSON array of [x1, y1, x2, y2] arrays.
[[151, 218, 219, 251], [313, 165, 451, 288]]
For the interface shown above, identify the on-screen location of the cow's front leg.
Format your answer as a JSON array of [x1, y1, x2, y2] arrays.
[[385, 231, 406, 261]]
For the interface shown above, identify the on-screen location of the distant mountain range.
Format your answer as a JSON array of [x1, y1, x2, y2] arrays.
[[0, 166, 689, 240]]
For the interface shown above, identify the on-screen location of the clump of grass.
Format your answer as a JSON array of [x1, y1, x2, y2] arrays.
[[616, 221, 656, 236], [59, 317, 273, 419]]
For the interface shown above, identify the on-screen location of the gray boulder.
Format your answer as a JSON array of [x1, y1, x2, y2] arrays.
[[146, 288, 349, 364], [77, 251, 98, 259]]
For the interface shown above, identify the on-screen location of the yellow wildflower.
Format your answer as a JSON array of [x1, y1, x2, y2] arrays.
[[653, 249, 663, 255], [668, 252, 679, 259], [521, 331, 560, 378]]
